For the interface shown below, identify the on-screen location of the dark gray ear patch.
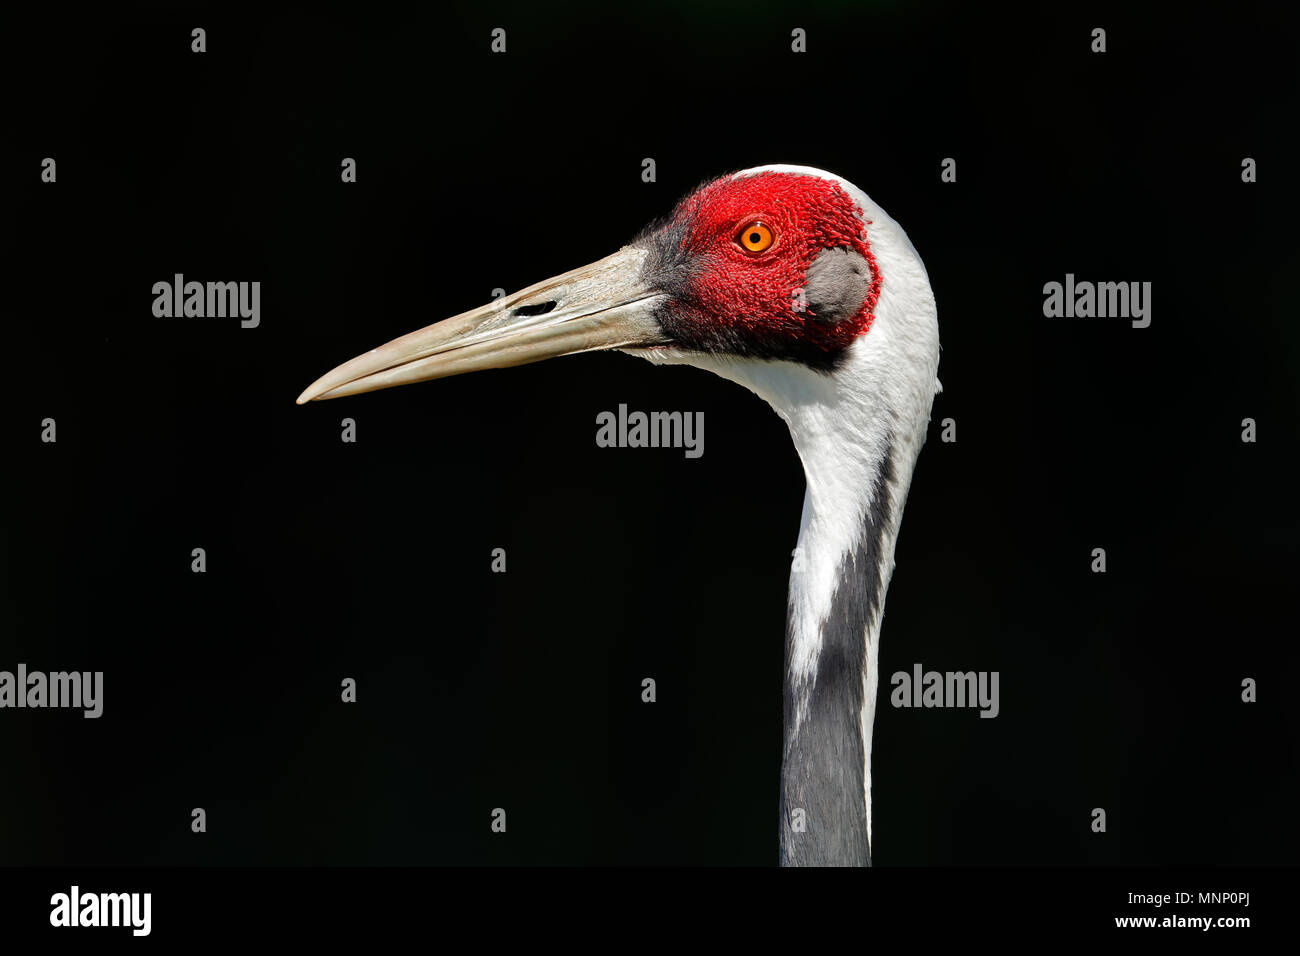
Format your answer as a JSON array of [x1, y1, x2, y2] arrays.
[[804, 246, 871, 325]]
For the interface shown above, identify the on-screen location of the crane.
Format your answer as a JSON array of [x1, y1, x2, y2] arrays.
[[297, 165, 942, 866]]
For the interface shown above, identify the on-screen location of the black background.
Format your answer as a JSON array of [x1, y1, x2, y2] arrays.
[[3, 1, 1297, 868]]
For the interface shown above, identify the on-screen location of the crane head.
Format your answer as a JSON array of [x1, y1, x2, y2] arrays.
[[296, 165, 896, 404]]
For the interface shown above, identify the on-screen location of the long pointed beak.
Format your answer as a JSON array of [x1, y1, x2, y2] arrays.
[[296, 246, 668, 403]]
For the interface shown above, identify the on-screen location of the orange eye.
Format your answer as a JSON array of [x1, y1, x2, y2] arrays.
[[738, 221, 774, 254]]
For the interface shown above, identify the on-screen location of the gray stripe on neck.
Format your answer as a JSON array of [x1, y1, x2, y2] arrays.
[[779, 436, 896, 866]]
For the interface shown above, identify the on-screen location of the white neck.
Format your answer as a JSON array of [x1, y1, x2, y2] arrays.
[[695, 324, 936, 865]]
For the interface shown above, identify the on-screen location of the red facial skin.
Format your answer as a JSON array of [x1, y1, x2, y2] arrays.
[[640, 171, 882, 367]]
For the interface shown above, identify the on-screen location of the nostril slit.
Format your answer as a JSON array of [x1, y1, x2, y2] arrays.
[[512, 300, 558, 317]]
